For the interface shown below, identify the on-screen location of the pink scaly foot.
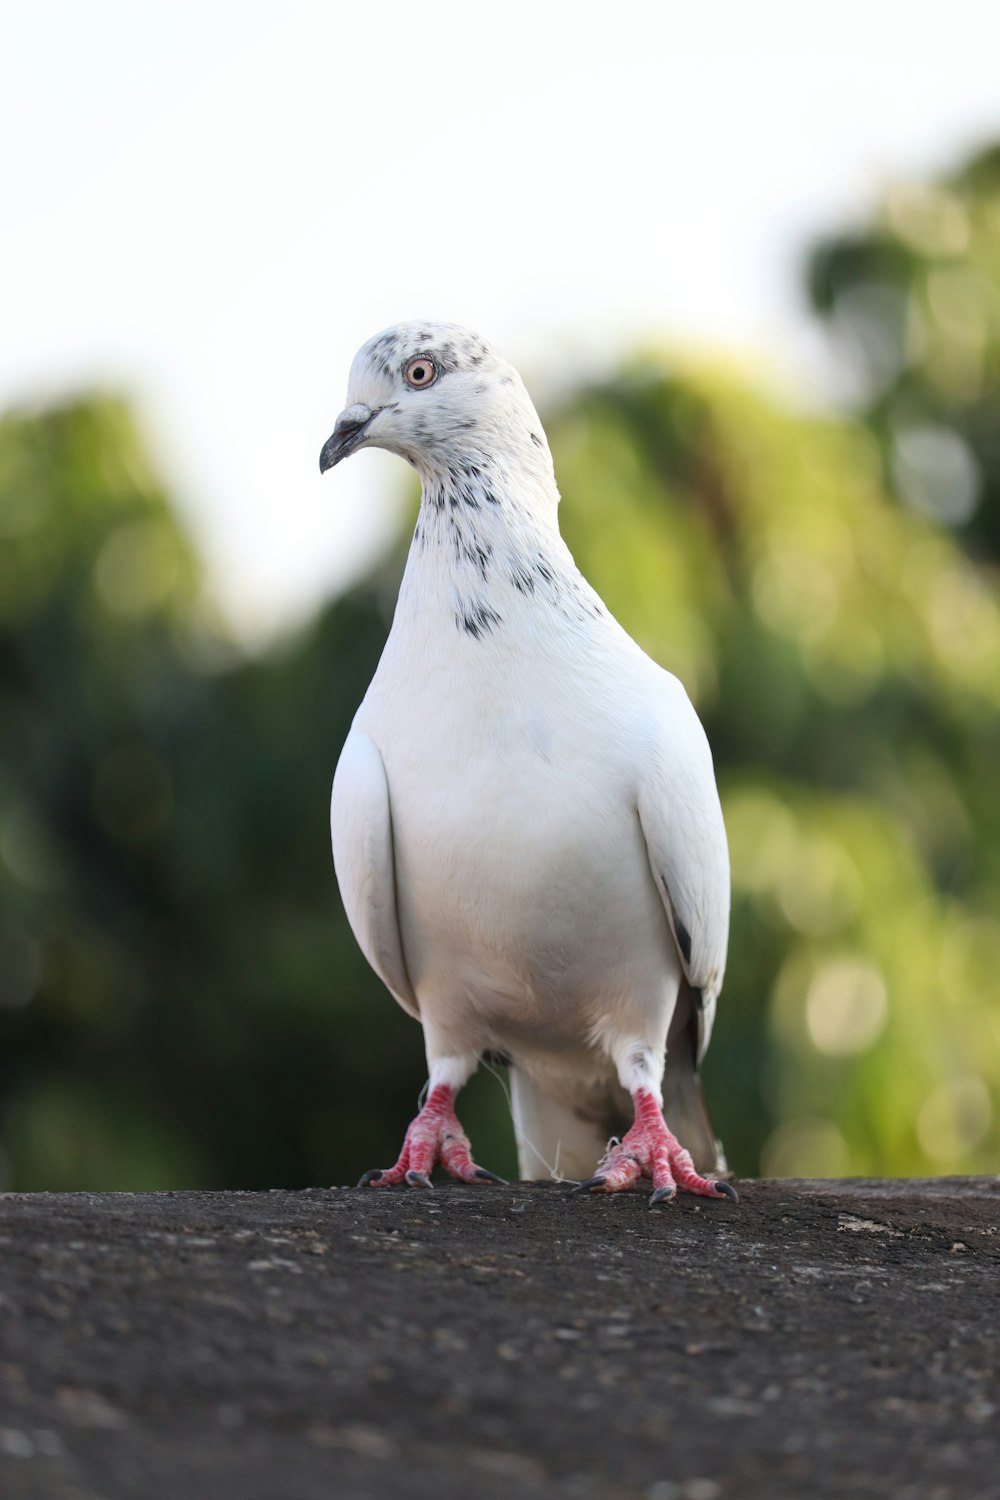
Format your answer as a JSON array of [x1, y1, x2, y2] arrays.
[[572, 1088, 738, 1209], [358, 1084, 507, 1189]]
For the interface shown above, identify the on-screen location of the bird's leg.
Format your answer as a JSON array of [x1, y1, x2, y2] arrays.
[[573, 1088, 737, 1208], [358, 1082, 506, 1190]]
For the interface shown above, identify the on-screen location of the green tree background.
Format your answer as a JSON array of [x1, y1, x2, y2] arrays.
[[2, 144, 998, 1189]]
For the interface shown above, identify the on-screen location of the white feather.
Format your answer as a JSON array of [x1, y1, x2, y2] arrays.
[[331, 729, 418, 1020]]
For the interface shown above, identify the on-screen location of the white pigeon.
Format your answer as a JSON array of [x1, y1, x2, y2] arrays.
[[320, 322, 736, 1206]]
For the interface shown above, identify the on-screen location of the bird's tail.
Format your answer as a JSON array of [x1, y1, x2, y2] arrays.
[[508, 980, 728, 1182], [508, 1066, 618, 1183], [664, 979, 729, 1175]]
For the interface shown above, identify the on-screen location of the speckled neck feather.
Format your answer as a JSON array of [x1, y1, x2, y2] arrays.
[[402, 454, 604, 641]]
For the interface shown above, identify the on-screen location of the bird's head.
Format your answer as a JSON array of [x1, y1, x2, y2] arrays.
[[319, 321, 552, 486]]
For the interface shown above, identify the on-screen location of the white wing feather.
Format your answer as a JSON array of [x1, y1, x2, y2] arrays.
[[330, 728, 419, 1019], [637, 672, 730, 1061]]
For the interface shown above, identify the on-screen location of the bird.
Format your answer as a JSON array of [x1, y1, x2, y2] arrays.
[[319, 321, 736, 1207]]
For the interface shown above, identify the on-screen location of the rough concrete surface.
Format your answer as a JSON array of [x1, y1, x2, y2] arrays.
[[0, 1178, 998, 1500]]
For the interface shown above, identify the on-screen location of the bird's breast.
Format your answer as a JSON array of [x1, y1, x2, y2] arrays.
[[361, 681, 674, 1042]]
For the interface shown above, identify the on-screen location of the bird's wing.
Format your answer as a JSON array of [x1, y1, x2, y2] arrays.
[[636, 673, 730, 1063], [330, 728, 419, 1020]]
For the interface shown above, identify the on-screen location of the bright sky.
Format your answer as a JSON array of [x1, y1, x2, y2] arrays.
[[3, 1, 1000, 640]]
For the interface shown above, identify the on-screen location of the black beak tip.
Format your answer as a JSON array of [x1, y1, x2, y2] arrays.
[[319, 438, 339, 475], [320, 412, 373, 475]]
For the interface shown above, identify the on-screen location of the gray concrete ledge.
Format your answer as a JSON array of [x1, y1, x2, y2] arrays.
[[1, 1178, 998, 1499]]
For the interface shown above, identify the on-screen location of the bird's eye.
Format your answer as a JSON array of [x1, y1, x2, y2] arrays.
[[404, 356, 437, 389]]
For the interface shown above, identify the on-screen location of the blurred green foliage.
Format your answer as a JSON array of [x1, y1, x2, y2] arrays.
[[2, 144, 998, 1188], [807, 141, 1000, 565]]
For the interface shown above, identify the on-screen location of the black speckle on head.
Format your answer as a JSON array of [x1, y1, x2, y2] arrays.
[[536, 560, 553, 583], [368, 332, 398, 378], [530, 431, 543, 447], [365, 324, 502, 389]]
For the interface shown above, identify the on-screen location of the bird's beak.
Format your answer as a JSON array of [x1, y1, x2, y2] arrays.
[[319, 404, 376, 474]]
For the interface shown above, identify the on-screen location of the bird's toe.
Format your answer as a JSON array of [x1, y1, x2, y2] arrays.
[[571, 1175, 608, 1196]]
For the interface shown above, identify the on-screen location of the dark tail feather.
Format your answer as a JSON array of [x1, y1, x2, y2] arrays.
[[664, 980, 729, 1175]]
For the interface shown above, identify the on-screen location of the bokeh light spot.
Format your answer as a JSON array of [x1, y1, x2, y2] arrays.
[[886, 184, 970, 257], [726, 790, 798, 896], [891, 425, 979, 526], [93, 518, 180, 618], [829, 283, 910, 398], [926, 267, 995, 348], [916, 1077, 992, 1162], [777, 838, 861, 936], [752, 549, 839, 644], [805, 956, 888, 1056]]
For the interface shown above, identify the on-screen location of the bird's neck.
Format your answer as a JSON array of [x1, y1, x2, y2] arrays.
[[391, 449, 603, 647]]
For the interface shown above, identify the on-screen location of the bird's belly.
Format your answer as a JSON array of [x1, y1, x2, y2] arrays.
[[387, 755, 677, 1052]]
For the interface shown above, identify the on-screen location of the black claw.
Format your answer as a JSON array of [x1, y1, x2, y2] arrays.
[[571, 1175, 607, 1196], [405, 1170, 433, 1188], [713, 1180, 739, 1202], [649, 1185, 677, 1207], [473, 1168, 508, 1184], [357, 1169, 384, 1187]]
